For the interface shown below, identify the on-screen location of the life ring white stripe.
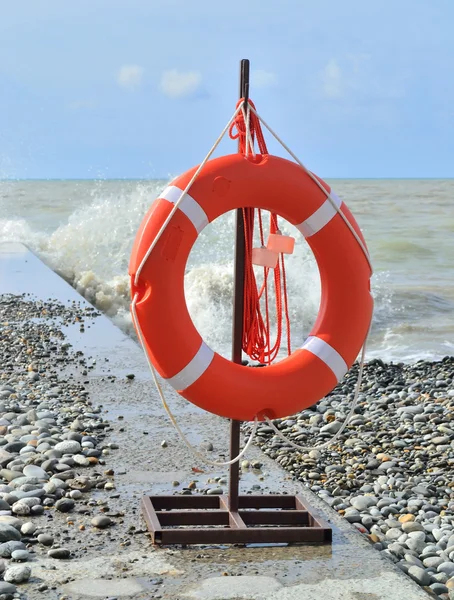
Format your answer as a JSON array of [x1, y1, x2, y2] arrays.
[[301, 336, 348, 381], [166, 341, 214, 391], [296, 192, 342, 238], [159, 185, 209, 233]]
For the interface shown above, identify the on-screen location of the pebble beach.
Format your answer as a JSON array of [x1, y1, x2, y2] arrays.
[[248, 357, 454, 598], [0, 294, 120, 600]]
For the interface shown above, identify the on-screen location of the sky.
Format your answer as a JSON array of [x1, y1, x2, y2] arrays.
[[1, 0, 453, 179]]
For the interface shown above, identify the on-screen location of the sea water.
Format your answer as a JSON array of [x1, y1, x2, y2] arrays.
[[1, 178, 453, 363]]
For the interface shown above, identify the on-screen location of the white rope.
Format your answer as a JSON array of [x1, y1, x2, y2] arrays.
[[242, 104, 255, 158], [261, 338, 368, 452], [131, 293, 258, 467], [249, 105, 373, 276], [134, 101, 245, 286]]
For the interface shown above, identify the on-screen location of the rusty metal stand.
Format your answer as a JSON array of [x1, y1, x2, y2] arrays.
[[141, 59, 332, 546]]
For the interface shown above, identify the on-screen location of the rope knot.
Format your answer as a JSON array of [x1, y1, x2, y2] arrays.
[[229, 98, 268, 156]]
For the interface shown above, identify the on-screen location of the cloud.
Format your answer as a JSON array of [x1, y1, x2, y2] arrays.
[[321, 60, 343, 98], [159, 69, 202, 98], [116, 65, 144, 90], [252, 69, 277, 88]]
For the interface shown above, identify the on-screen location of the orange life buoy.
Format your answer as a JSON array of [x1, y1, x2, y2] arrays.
[[129, 153, 373, 421]]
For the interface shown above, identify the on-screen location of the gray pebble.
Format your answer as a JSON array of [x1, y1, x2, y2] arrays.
[[20, 522, 36, 536], [407, 565, 431, 586], [423, 556, 444, 569], [430, 582, 449, 595], [54, 441, 81, 454], [37, 534, 54, 546], [0, 525, 21, 542], [404, 554, 424, 568], [47, 547, 70, 559], [438, 561, 454, 576], [0, 542, 25, 558], [11, 502, 30, 516], [350, 496, 376, 511], [22, 465, 49, 480], [91, 515, 112, 529], [4, 564, 31, 583], [55, 498, 75, 513], [69, 489, 83, 500], [11, 550, 30, 562], [402, 521, 424, 533], [0, 582, 16, 595]]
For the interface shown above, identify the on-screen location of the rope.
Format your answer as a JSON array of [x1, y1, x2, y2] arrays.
[[131, 293, 259, 467], [229, 101, 292, 365], [261, 338, 368, 452]]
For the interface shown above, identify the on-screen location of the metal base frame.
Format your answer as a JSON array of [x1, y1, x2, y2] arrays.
[[141, 493, 332, 545]]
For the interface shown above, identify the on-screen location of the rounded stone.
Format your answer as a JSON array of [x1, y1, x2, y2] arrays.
[[0, 581, 17, 595], [11, 549, 30, 562], [402, 521, 424, 533], [4, 564, 31, 583], [23, 465, 49, 480], [408, 531, 426, 542], [0, 517, 21, 530], [54, 441, 81, 455], [55, 498, 75, 513], [399, 514, 415, 523], [91, 515, 112, 529], [37, 534, 54, 546], [407, 565, 431, 586], [385, 529, 401, 542], [73, 455, 90, 467], [430, 582, 449, 595], [48, 547, 70, 559], [21, 522, 37, 536], [404, 554, 424, 568], [0, 541, 26, 558], [438, 562, 454, 576], [0, 525, 21, 542], [350, 496, 376, 511], [423, 556, 444, 569]]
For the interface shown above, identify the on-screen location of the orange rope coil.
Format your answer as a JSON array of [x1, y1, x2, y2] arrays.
[[229, 99, 292, 364]]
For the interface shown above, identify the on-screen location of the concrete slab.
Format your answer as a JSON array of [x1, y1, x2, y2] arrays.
[[0, 242, 431, 600], [182, 571, 412, 600], [63, 578, 147, 598], [183, 576, 283, 599]]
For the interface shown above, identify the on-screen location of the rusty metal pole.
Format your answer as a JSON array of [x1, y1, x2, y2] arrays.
[[229, 59, 250, 512]]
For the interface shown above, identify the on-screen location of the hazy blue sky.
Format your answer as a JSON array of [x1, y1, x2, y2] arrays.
[[1, 1, 453, 178]]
